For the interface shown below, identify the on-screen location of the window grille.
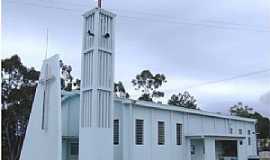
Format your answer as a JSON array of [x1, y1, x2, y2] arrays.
[[70, 143, 79, 155], [113, 119, 119, 145], [136, 119, 144, 145], [158, 121, 165, 145], [176, 123, 182, 145]]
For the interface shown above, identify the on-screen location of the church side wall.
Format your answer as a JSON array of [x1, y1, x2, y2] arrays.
[[113, 101, 123, 160], [112, 101, 257, 160], [61, 97, 257, 160], [62, 96, 80, 137], [113, 102, 191, 160]]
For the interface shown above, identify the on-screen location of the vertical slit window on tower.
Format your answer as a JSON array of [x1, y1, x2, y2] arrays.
[[136, 119, 144, 145], [158, 121, 165, 145], [113, 119, 119, 145], [176, 123, 182, 145]]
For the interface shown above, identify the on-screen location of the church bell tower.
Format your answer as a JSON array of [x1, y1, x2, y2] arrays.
[[79, 4, 115, 160]]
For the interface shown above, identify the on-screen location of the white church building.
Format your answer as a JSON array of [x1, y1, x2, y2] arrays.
[[20, 6, 258, 160], [62, 90, 258, 160]]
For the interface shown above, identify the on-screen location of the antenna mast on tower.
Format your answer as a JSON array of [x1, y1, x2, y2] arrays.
[[98, 0, 101, 8], [44, 28, 49, 60]]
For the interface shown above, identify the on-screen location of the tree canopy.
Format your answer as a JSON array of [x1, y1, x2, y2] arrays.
[[131, 70, 167, 102], [2, 55, 40, 160], [59, 60, 81, 91], [168, 91, 198, 109], [230, 102, 253, 117], [114, 81, 129, 98], [229, 102, 270, 139]]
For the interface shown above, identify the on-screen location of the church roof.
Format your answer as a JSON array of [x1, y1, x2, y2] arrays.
[[61, 90, 256, 123]]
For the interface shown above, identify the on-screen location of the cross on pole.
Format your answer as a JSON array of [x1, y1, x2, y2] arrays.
[[39, 62, 54, 130]]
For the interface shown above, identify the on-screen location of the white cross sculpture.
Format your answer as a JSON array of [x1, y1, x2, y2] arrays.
[[39, 63, 55, 131]]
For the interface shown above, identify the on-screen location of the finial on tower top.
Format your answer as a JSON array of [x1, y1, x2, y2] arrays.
[[98, 0, 101, 8]]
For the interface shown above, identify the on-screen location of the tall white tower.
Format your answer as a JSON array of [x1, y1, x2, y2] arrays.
[[79, 6, 115, 160]]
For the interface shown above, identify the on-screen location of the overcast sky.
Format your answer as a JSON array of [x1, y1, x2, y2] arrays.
[[2, 0, 270, 116]]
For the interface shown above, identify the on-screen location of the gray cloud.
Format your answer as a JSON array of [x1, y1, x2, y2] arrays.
[[3, 0, 270, 115], [260, 91, 270, 105]]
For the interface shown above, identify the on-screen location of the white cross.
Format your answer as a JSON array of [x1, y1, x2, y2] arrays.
[[39, 63, 55, 130]]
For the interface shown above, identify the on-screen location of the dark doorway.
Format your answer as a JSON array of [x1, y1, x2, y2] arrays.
[[215, 140, 238, 160]]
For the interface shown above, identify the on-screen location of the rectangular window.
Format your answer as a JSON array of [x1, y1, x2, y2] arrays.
[[239, 129, 242, 135], [158, 121, 165, 145], [70, 143, 79, 155], [176, 123, 182, 145], [248, 130, 251, 135], [248, 137, 251, 145], [113, 119, 119, 145], [136, 119, 144, 145], [230, 128, 233, 134]]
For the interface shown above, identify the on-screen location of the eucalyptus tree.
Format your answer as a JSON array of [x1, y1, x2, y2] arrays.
[[2, 55, 40, 160], [114, 81, 129, 98], [168, 91, 198, 109], [229, 102, 270, 139], [131, 70, 167, 102]]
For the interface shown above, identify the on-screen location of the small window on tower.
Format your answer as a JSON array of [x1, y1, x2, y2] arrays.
[[104, 33, 110, 39], [87, 30, 94, 36]]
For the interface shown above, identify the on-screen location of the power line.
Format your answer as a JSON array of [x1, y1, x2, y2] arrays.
[[6, 0, 81, 12], [110, 8, 270, 31], [118, 15, 270, 33], [5, 0, 270, 33], [185, 68, 270, 90], [13, 0, 270, 30]]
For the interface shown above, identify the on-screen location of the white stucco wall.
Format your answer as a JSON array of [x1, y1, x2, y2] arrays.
[[191, 139, 204, 160], [20, 55, 62, 160], [61, 94, 257, 160], [62, 95, 80, 137]]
